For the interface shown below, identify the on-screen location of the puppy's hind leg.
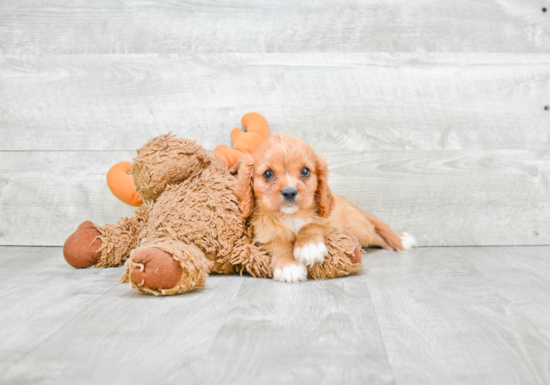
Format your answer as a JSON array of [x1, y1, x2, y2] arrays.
[[340, 200, 416, 252], [397, 231, 417, 251], [362, 211, 417, 252]]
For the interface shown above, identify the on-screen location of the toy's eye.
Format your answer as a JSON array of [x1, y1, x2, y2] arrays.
[[263, 170, 274, 180], [301, 167, 310, 178]]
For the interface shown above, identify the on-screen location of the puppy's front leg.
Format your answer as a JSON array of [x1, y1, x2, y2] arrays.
[[293, 224, 329, 267], [269, 239, 308, 283]]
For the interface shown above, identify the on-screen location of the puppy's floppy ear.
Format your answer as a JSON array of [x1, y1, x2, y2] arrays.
[[315, 156, 335, 218], [235, 154, 255, 218]]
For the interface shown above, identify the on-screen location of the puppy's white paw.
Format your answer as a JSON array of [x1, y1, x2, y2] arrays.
[[400, 232, 417, 251], [273, 263, 308, 283], [293, 242, 328, 267]]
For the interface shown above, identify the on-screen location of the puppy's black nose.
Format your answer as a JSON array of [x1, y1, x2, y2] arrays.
[[281, 187, 298, 200]]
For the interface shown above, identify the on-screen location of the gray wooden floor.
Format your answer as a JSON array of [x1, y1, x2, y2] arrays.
[[1, 246, 549, 385]]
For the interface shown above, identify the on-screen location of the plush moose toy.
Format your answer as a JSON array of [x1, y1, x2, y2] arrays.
[[63, 113, 362, 295], [105, 113, 271, 207]]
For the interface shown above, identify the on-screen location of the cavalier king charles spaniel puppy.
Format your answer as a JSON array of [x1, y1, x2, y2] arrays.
[[235, 133, 416, 283]]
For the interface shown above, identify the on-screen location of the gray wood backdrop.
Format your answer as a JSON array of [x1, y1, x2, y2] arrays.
[[0, 0, 549, 247]]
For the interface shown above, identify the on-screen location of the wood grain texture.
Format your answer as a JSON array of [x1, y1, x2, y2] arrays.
[[0, 149, 548, 247], [327, 149, 550, 247], [0, 246, 121, 373], [364, 246, 550, 385], [2, 246, 550, 384], [4, 273, 394, 385], [1, 53, 549, 151], [461, 247, 550, 343], [0, 0, 549, 54], [0, 151, 136, 246], [185, 274, 393, 384]]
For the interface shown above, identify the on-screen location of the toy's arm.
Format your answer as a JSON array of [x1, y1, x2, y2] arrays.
[[63, 207, 148, 268], [212, 112, 270, 168]]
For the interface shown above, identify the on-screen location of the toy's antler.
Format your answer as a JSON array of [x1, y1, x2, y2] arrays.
[[212, 112, 270, 168], [107, 162, 143, 207]]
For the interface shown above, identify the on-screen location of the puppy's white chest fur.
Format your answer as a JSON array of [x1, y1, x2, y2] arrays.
[[284, 215, 310, 235]]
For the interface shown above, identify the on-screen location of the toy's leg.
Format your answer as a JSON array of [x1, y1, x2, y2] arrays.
[[63, 208, 147, 269], [223, 237, 272, 278], [63, 221, 103, 268], [307, 231, 363, 280], [120, 239, 212, 296]]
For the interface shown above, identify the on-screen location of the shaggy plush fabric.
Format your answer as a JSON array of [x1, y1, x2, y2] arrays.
[[91, 135, 274, 295], [65, 132, 360, 296], [120, 239, 212, 296], [95, 207, 148, 268], [131, 134, 211, 203], [308, 231, 363, 279]]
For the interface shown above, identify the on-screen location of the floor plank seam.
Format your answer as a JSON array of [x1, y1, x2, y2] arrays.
[[363, 274, 398, 385]]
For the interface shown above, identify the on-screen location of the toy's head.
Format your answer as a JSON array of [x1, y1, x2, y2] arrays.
[[131, 134, 211, 203]]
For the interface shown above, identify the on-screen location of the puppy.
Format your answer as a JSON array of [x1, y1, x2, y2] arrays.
[[235, 133, 416, 283]]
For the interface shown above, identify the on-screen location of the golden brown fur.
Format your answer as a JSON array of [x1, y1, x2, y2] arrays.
[[236, 133, 414, 283]]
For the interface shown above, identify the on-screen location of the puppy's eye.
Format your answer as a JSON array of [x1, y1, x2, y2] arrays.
[[263, 169, 274, 180], [301, 167, 310, 178]]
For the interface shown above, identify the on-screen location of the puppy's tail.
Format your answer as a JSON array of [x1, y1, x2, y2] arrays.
[[363, 212, 416, 252]]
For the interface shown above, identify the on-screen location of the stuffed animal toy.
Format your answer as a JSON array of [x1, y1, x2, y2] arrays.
[[105, 113, 270, 207], [63, 113, 362, 296]]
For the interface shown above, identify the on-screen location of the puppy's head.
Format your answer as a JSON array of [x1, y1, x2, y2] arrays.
[[235, 133, 335, 218]]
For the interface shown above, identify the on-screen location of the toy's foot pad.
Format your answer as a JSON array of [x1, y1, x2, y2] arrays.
[[130, 248, 183, 290], [63, 221, 102, 268]]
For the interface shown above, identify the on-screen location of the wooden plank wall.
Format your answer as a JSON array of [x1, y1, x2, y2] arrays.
[[0, 1, 549, 247]]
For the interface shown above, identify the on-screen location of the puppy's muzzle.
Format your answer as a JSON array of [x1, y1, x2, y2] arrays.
[[281, 187, 298, 201]]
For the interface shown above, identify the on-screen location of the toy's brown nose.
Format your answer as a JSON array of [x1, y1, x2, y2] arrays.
[[281, 187, 298, 201]]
